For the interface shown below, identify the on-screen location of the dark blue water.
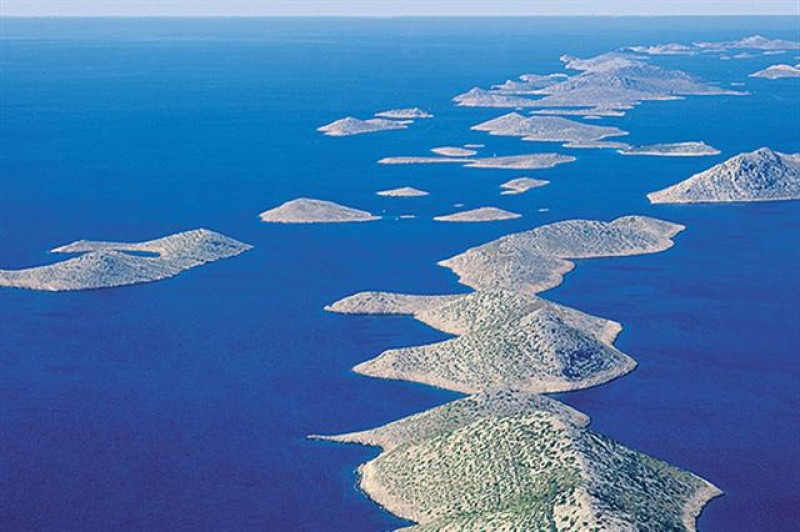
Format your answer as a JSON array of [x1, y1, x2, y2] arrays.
[[1, 17, 798, 531]]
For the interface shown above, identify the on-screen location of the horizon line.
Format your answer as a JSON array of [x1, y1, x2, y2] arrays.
[[2, 14, 798, 18]]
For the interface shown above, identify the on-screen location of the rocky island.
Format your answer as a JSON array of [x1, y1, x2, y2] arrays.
[[472, 112, 629, 148], [500, 177, 550, 195], [259, 198, 380, 223], [431, 146, 478, 157], [379, 152, 576, 170], [0, 229, 252, 291], [313, 391, 720, 531], [327, 289, 631, 394], [648, 147, 800, 204], [318, 117, 411, 136], [439, 215, 684, 294], [750, 64, 800, 79], [374, 107, 434, 119], [376, 186, 429, 197], [433, 207, 522, 222], [618, 141, 720, 157]]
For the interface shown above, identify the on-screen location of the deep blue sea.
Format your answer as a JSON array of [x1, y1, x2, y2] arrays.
[[1, 17, 798, 531]]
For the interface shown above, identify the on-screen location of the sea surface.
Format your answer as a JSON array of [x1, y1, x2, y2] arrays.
[[1, 17, 798, 531]]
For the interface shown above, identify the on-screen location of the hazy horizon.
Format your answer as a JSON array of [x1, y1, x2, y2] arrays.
[[3, 0, 798, 17]]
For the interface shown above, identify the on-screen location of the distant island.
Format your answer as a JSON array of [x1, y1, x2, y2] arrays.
[[376, 186, 429, 197], [500, 177, 550, 195], [648, 147, 800, 204], [379, 152, 576, 170], [472, 112, 629, 148], [317, 117, 411, 136], [374, 107, 434, 119], [618, 141, 720, 157], [259, 198, 380, 223], [0, 229, 251, 291], [433, 207, 521, 223], [750, 64, 800, 79]]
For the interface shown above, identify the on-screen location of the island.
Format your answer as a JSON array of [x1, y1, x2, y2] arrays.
[[618, 141, 720, 157], [466, 153, 577, 169], [455, 51, 744, 112], [376, 186, 429, 197], [490, 73, 568, 94], [439, 215, 685, 294], [312, 391, 721, 531], [750, 64, 800, 79], [317, 117, 411, 136], [0, 229, 252, 292], [379, 152, 576, 170], [531, 105, 631, 117], [374, 107, 434, 119], [327, 289, 631, 394], [648, 147, 800, 204], [433, 207, 521, 223], [695, 34, 800, 52], [259, 198, 380, 223], [453, 87, 541, 108], [625, 43, 699, 55], [431, 146, 478, 157], [500, 177, 550, 195], [472, 112, 629, 147]]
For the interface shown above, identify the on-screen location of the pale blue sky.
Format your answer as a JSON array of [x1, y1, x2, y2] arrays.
[[3, 1, 799, 17]]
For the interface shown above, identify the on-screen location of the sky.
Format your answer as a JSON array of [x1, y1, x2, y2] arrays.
[[2, 0, 799, 17]]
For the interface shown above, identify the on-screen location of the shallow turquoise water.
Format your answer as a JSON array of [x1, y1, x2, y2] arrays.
[[1, 17, 798, 531]]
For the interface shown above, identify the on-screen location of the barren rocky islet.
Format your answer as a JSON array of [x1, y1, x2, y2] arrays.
[[0, 229, 252, 291]]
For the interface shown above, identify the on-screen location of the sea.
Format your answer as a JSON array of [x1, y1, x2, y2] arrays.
[[1, 16, 798, 531]]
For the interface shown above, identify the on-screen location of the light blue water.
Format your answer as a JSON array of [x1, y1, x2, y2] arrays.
[[1, 17, 798, 531]]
